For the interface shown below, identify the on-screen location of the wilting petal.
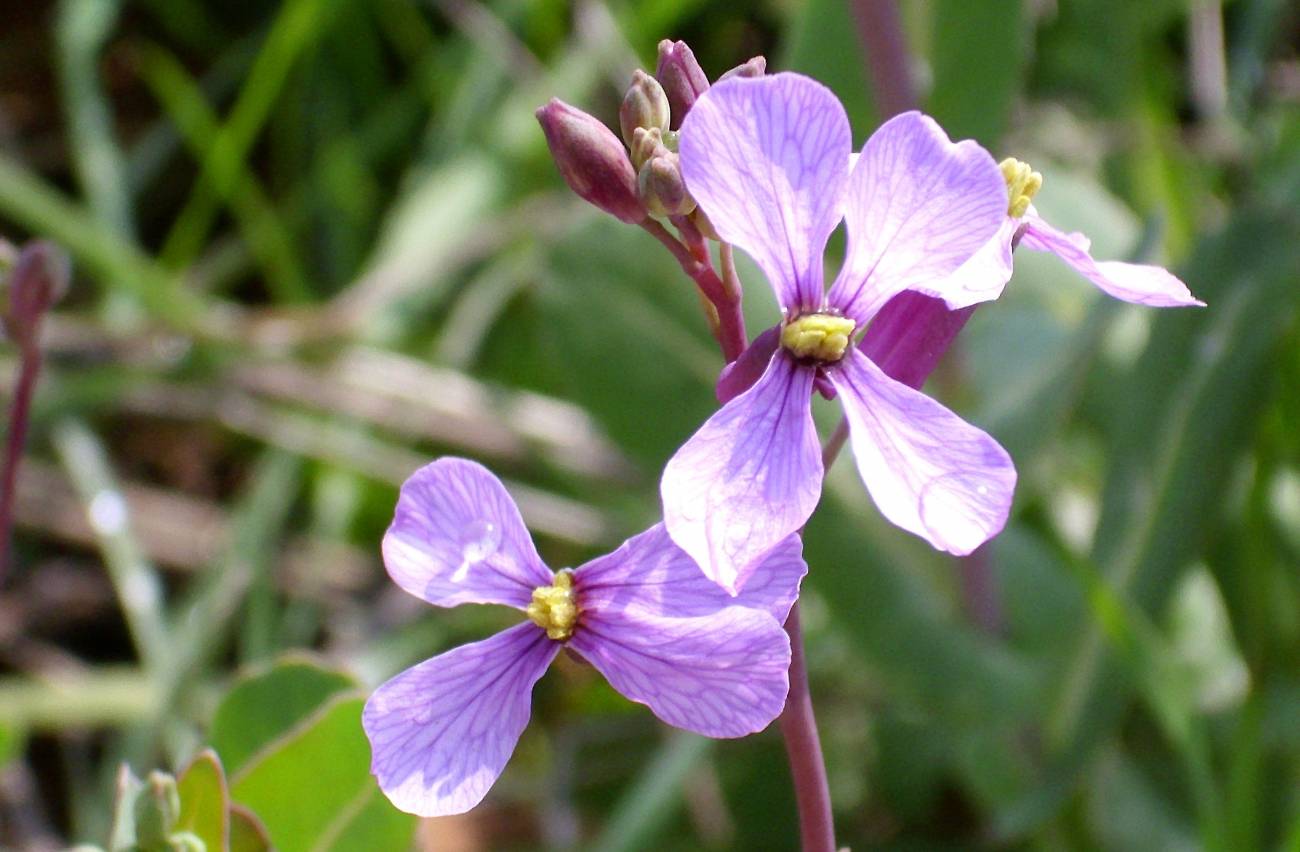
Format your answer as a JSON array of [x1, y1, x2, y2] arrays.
[[383, 458, 552, 609], [1022, 213, 1204, 307], [829, 349, 1015, 555], [661, 353, 822, 595], [826, 112, 1008, 324], [716, 324, 780, 403], [926, 215, 1019, 309], [679, 74, 850, 313], [570, 607, 791, 737], [575, 523, 806, 622], [363, 623, 560, 816]]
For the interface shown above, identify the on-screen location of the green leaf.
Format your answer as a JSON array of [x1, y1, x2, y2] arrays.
[[210, 657, 357, 777], [230, 694, 413, 852], [230, 804, 274, 852], [783, 0, 878, 131], [927, 0, 1026, 146], [0, 721, 23, 768], [175, 750, 229, 851]]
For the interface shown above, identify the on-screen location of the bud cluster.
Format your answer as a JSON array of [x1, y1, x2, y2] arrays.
[[1, 240, 69, 350], [536, 40, 765, 229]]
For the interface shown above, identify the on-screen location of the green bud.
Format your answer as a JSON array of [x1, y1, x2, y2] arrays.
[[133, 772, 181, 849], [619, 70, 670, 147], [638, 152, 695, 218], [536, 98, 646, 224], [630, 126, 665, 170]]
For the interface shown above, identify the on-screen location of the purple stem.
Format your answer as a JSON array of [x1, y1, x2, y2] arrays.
[[0, 342, 41, 586], [641, 219, 747, 362], [779, 602, 836, 852], [850, 0, 918, 118]]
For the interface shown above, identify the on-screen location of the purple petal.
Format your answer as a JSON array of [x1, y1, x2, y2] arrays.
[[1021, 213, 1204, 307], [569, 607, 791, 738], [716, 325, 780, 403], [575, 523, 806, 623], [926, 215, 1019, 309], [828, 349, 1016, 555], [362, 623, 559, 816], [679, 73, 850, 313], [661, 352, 822, 595], [383, 458, 552, 610], [826, 112, 1008, 324]]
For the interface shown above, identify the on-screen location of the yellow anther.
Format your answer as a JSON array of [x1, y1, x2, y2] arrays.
[[999, 157, 1043, 218], [526, 570, 578, 641], [780, 313, 856, 362]]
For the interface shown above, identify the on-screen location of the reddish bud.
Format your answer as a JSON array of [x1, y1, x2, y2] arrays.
[[536, 99, 645, 224], [655, 40, 709, 130], [718, 55, 767, 83], [2, 241, 69, 347]]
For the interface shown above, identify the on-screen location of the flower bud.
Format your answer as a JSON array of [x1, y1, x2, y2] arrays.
[[619, 70, 670, 147], [536, 99, 646, 224], [2, 240, 69, 348], [655, 39, 709, 129], [630, 126, 667, 170], [718, 55, 767, 83], [638, 152, 695, 218]]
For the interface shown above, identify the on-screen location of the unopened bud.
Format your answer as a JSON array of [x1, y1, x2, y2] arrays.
[[619, 70, 670, 147], [630, 126, 666, 170], [638, 153, 695, 218], [655, 39, 709, 129], [690, 206, 719, 241], [2, 240, 69, 347], [536, 99, 645, 224], [718, 55, 767, 83]]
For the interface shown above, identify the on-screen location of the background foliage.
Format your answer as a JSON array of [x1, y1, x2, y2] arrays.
[[0, 0, 1298, 849]]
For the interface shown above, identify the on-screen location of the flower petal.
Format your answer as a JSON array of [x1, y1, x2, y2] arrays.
[[716, 324, 780, 403], [826, 112, 1008, 324], [661, 352, 822, 595], [575, 523, 806, 623], [925, 215, 1019, 309], [828, 349, 1016, 555], [383, 458, 552, 609], [362, 623, 560, 816], [1021, 213, 1204, 307], [679, 73, 851, 313], [569, 607, 791, 738]]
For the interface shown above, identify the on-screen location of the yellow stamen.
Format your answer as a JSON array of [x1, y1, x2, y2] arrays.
[[526, 570, 578, 641], [999, 157, 1043, 218], [780, 313, 856, 362]]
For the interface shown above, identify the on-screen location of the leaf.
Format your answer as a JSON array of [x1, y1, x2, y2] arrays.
[[927, 0, 1026, 146], [230, 804, 274, 852], [210, 656, 357, 777], [230, 693, 414, 852], [175, 750, 229, 851]]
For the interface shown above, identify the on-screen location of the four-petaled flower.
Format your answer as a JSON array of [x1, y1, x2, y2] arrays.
[[661, 73, 1019, 594], [363, 457, 807, 816], [937, 157, 1205, 308]]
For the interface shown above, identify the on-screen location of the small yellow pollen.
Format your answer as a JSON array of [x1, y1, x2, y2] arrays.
[[999, 157, 1043, 218], [526, 570, 578, 641], [780, 313, 856, 362]]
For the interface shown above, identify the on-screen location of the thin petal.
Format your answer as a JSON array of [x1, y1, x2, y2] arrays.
[[383, 458, 552, 610], [1022, 214, 1204, 307], [570, 607, 791, 738], [829, 349, 1016, 555], [826, 112, 1008, 324], [924, 215, 1019, 309], [679, 73, 851, 313], [661, 353, 822, 595], [575, 523, 806, 623], [362, 623, 560, 816], [716, 324, 780, 403]]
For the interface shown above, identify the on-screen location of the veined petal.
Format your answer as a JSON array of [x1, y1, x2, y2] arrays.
[[926, 215, 1019, 309], [575, 523, 806, 623], [1022, 213, 1204, 307], [661, 352, 822, 595], [362, 623, 560, 816], [383, 458, 552, 610], [826, 112, 1008, 324], [570, 607, 791, 738], [829, 349, 1015, 555], [679, 73, 851, 313]]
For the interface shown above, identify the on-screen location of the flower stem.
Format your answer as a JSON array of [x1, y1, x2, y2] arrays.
[[850, 0, 917, 117], [640, 218, 747, 363], [0, 342, 41, 586], [779, 602, 836, 852]]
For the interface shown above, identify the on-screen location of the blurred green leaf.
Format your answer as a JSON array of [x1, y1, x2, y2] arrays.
[[211, 657, 357, 777], [784, 0, 877, 132], [175, 750, 229, 850], [927, 0, 1025, 146], [229, 694, 413, 852], [230, 804, 274, 852]]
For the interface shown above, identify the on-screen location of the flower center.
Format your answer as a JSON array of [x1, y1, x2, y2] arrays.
[[1000, 157, 1043, 218], [526, 570, 578, 641], [780, 313, 856, 362]]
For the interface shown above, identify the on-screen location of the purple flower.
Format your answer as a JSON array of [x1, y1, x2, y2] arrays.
[[661, 73, 1018, 594], [938, 158, 1205, 309], [363, 457, 806, 816]]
